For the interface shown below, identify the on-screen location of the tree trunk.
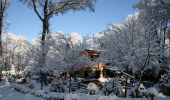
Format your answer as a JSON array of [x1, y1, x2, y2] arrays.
[[135, 71, 143, 97], [39, 0, 49, 90], [69, 75, 71, 93], [0, 9, 3, 81], [40, 18, 49, 67], [0, 36, 2, 81], [40, 72, 44, 90], [124, 77, 128, 97]]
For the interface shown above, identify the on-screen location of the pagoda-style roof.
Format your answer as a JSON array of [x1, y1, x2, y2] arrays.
[[85, 49, 101, 56]]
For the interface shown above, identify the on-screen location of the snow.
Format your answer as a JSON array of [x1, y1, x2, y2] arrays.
[[98, 77, 108, 83], [1, 79, 170, 100], [87, 82, 100, 95], [68, 32, 82, 44], [0, 81, 41, 100], [154, 93, 170, 100], [147, 87, 158, 96]]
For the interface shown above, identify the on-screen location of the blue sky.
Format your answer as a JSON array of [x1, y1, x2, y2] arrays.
[[7, 0, 138, 41]]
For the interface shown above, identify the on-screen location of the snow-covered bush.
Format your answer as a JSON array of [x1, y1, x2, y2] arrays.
[[100, 78, 124, 96], [53, 70, 61, 78], [87, 82, 99, 95], [50, 78, 69, 93], [50, 79, 66, 92], [159, 72, 170, 96], [27, 83, 35, 89], [159, 73, 170, 85], [145, 87, 158, 100], [129, 83, 147, 98], [13, 84, 30, 94], [50, 77, 81, 93], [7, 75, 16, 82], [22, 68, 32, 78], [101, 79, 114, 96], [14, 86, 22, 92]]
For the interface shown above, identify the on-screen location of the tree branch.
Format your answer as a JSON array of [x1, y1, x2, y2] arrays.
[[48, 0, 84, 17], [48, 0, 71, 17], [32, 0, 43, 21], [159, 0, 170, 14]]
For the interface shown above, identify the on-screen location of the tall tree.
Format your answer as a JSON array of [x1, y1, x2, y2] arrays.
[[135, 0, 170, 72], [0, 0, 8, 80], [20, 0, 95, 67], [51, 32, 91, 93], [97, 12, 165, 97], [135, 0, 170, 44], [20, 0, 96, 89]]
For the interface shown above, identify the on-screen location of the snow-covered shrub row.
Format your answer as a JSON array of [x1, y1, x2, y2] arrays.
[[12, 83, 47, 98], [128, 83, 159, 99], [12, 80, 169, 100], [12, 80, 37, 94], [13, 83, 31, 94], [12, 81, 119, 100], [13, 84, 118, 100]]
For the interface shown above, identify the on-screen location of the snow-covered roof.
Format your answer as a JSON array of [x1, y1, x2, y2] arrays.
[[105, 66, 120, 71]]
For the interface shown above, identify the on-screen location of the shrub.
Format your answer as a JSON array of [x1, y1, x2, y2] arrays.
[[28, 83, 35, 89], [146, 87, 158, 100], [87, 82, 99, 95], [101, 80, 114, 95], [129, 83, 147, 98], [14, 87, 21, 92]]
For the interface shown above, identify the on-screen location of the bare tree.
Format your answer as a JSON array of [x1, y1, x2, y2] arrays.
[[0, 0, 8, 80]]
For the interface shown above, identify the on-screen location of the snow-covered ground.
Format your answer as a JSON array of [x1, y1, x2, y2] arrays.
[[1, 80, 170, 100], [0, 81, 41, 100]]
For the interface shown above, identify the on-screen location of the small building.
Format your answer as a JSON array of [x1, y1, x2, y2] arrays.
[[74, 49, 105, 78]]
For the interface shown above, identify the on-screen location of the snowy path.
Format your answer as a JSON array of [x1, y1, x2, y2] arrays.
[[0, 81, 42, 100]]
